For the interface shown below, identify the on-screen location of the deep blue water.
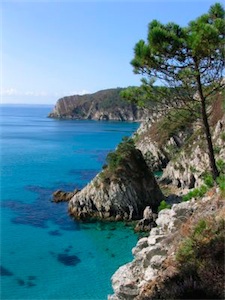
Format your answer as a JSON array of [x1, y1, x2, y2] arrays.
[[0, 105, 139, 300]]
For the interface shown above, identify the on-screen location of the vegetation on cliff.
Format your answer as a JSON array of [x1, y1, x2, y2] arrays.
[[68, 136, 164, 221], [48, 88, 148, 121], [140, 202, 225, 300], [108, 3, 225, 299], [101, 137, 136, 177]]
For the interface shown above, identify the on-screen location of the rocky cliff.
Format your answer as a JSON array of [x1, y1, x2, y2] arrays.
[[68, 139, 164, 221], [135, 91, 225, 188], [51, 85, 224, 299], [48, 88, 149, 121], [160, 94, 225, 188], [109, 188, 225, 299], [107, 91, 225, 300], [160, 115, 225, 188]]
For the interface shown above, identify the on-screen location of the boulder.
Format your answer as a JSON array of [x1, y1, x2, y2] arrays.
[[135, 206, 157, 232]]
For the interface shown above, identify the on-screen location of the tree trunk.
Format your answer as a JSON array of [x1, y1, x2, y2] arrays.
[[194, 62, 219, 180]]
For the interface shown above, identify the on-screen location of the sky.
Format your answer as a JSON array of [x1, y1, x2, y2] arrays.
[[1, 0, 219, 104]]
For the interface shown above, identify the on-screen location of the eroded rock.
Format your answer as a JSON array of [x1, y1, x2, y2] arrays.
[[53, 189, 80, 202], [68, 147, 163, 221]]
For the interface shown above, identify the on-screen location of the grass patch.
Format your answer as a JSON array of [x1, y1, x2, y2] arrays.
[[153, 108, 197, 148], [158, 200, 171, 212], [176, 216, 225, 266], [182, 185, 208, 202], [106, 137, 135, 172], [175, 215, 225, 299]]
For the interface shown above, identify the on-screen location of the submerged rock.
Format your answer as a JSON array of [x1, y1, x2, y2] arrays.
[[68, 143, 164, 221]]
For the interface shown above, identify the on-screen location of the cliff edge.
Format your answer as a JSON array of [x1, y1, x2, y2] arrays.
[[68, 138, 164, 221], [109, 188, 225, 299], [48, 88, 149, 121], [108, 91, 225, 299]]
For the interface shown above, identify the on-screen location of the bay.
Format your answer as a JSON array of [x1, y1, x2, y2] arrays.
[[0, 104, 139, 300]]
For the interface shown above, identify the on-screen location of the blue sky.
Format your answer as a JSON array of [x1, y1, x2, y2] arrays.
[[1, 0, 218, 104]]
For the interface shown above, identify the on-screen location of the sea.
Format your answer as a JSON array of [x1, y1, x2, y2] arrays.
[[0, 104, 140, 300]]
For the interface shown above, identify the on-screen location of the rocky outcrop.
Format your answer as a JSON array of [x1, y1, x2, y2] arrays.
[[134, 116, 168, 171], [52, 189, 80, 202], [134, 206, 157, 232], [48, 88, 149, 121], [134, 115, 192, 172], [109, 189, 225, 300], [68, 144, 164, 221], [161, 113, 225, 188], [134, 92, 225, 188], [107, 91, 225, 299]]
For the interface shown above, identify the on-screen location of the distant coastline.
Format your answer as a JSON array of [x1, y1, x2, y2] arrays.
[[48, 88, 149, 122]]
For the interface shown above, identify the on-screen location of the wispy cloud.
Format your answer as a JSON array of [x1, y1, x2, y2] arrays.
[[0, 88, 48, 97], [1, 88, 19, 96], [1, 88, 90, 97], [67, 89, 90, 96]]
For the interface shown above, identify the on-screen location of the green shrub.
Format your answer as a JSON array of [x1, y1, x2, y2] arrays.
[[117, 136, 135, 152], [104, 136, 135, 172], [176, 237, 195, 263], [182, 189, 197, 202], [132, 133, 140, 143], [190, 166, 197, 173], [216, 159, 225, 174], [203, 173, 214, 188], [106, 152, 122, 170], [214, 146, 221, 154], [216, 174, 225, 195], [175, 216, 225, 299], [158, 200, 171, 212], [198, 184, 208, 196], [176, 217, 225, 264], [220, 132, 225, 141], [182, 185, 208, 202], [193, 219, 207, 236], [182, 193, 192, 202]]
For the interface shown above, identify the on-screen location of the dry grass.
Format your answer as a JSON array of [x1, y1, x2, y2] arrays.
[[138, 191, 225, 300]]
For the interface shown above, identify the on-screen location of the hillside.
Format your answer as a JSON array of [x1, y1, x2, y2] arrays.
[[61, 88, 225, 299], [48, 88, 149, 121], [50, 83, 225, 300], [109, 188, 225, 300], [135, 90, 225, 188]]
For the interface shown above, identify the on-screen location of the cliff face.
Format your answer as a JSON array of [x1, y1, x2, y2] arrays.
[[135, 92, 225, 188], [161, 115, 225, 188], [48, 88, 149, 121], [68, 141, 164, 221], [109, 189, 225, 300], [160, 95, 225, 188], [50, 85, 224, 299], [108, 92, 225, 300]]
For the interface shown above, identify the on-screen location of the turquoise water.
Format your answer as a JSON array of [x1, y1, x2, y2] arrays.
[[0, 105, 139, 300]]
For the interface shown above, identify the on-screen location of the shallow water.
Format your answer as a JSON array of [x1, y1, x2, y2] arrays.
[[0, 105, 139, 299]]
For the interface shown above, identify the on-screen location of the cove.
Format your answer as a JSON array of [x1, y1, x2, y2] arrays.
[[0, 105, 139, 299]]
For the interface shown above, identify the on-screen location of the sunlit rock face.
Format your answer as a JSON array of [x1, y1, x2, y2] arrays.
[[48, 88, 149, 121], [68, 147, 163, 221]]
